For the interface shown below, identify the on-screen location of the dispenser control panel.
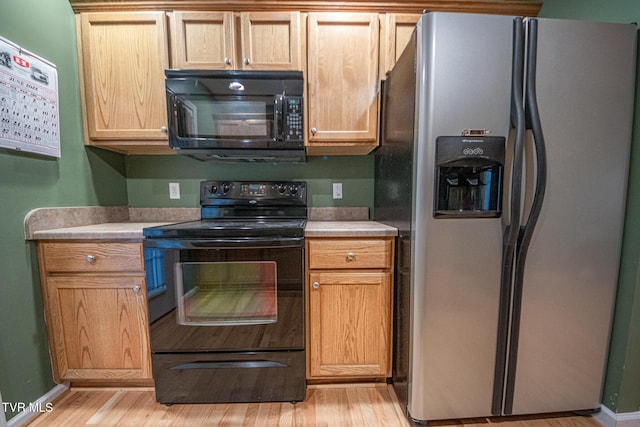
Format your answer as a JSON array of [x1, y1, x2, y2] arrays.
[[434, 135, 505, 218]]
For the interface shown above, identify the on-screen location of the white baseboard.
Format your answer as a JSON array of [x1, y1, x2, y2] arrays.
[[594, 405, 640, 427], [6, 383, 69, 427]]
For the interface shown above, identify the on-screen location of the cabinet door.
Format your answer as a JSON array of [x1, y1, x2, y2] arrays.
[[239, 12, 302, 70], [308, 271, 392, 378], [307, 13, 380, 154], [381, 13, 420, 75], [45, 275, 151, 381], [78, 12, 169, 143], [170, 11, 235, 69]]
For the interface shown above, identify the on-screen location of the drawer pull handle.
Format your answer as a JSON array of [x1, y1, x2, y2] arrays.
[[312, 281, 320, 289], [347, 252, 355, 261], [132, 285, 141, 293], [85, 255, 95, 263]]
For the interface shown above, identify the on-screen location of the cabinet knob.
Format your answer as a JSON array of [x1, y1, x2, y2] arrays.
[[85, 255, 95, 263], [160, 126, 167, 133], [347, 252, 355, 261], [244, 58, 250, 65], [224, 57, 231, 65], [312, 281, 320, 289], [132, 285, 141, 293], [311, 127, 317, 135]]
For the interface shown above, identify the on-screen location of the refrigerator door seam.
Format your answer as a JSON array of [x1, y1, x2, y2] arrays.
[[492, 16, 526, 417], [503, 17, 548, 416]]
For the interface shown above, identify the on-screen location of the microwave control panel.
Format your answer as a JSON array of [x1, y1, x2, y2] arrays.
[[284, 97, 303, 141]]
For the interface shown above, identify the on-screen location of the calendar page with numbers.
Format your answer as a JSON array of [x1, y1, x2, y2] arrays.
[[0, 36, 60, 158]]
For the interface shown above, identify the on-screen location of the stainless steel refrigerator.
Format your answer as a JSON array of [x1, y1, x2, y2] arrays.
[[374, 12, 637, 423]]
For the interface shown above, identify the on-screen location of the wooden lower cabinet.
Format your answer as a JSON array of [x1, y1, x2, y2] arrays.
[[306, 237, 394, 380], [38, 242, 152, 384]]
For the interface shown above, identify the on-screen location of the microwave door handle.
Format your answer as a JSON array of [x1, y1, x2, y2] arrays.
[[167, 94, 178, 136], [273, 94, 284, 140]]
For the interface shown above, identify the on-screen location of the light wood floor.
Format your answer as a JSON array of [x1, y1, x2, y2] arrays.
[[25, 384, 603, 426]]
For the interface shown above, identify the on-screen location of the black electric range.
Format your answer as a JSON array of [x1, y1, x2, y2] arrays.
[[142, 181, 307, 404]]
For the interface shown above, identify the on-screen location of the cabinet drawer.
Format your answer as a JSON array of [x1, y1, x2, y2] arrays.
[[308, 238, 392, 269], [42, 242, 144, 273]]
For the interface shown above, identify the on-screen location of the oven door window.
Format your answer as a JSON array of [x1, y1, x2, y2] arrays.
[[176, 96, 276, 141], [176, 261, 277, 326]]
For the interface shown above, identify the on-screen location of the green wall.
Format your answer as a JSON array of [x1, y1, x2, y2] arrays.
[[0, 0, 128, 421], [540, 0, 640, 414], [125, 155, 374, 209]]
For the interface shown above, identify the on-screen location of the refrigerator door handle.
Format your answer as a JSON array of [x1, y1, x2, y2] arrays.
[[503, 17, 548, 416], [492, 16, 526, 417]]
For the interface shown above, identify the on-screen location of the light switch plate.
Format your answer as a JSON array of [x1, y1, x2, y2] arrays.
[[333, 182, 343, 199], [169, 182, 180, 199]]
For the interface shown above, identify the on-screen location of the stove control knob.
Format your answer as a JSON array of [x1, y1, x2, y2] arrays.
[[209, 184, 218, 194], [277, 184, 287, 194], [289, 185, 298, 195], [222, 183, 231, 194]]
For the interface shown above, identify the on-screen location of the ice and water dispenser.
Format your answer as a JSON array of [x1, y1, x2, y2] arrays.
[[434, 135, 505, 218]]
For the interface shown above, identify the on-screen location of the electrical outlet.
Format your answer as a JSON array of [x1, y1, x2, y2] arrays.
[[169, 182, 180, 200], [333, 182, 343, 199]]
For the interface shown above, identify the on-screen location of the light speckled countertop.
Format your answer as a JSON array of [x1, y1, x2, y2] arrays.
[[30, 222, 176, 240], [24, 207, 199, 240], [28, 220, 397, 240], [24, 206, 397, 240]]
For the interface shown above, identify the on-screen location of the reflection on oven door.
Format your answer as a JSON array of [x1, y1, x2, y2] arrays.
[[144, 245, 304, 352], [176, 261, 278, 326]]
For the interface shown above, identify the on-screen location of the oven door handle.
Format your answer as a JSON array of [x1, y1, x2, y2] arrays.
[[144, 237, 304, 249]]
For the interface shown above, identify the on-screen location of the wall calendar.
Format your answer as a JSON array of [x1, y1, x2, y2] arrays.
[[0, 36, 60, 158]]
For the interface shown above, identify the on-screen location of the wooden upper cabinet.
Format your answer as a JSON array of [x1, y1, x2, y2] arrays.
[[68, 1, 542, 16], [71, 3, 540, 156], [170, 11, 235, 69], [306, 13, 380, 155], [170, 11, 302, 70], [240, 12, 302, 70], [78, 12, 171, 153], [381, 13, 421, 75]]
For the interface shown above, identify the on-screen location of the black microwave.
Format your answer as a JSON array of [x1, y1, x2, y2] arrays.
[[165, 70, 305, 162]]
